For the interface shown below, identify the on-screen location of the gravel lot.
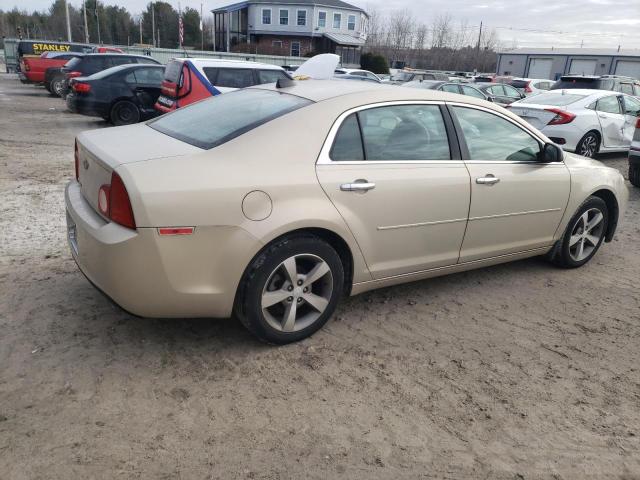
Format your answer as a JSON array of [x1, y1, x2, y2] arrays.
[[1, 72, 639, 480]]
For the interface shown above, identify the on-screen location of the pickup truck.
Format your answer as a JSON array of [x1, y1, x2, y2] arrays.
[[19, 52, 83, 86]]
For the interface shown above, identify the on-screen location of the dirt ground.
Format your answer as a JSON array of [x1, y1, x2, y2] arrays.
[[1, 72, 639, 480]]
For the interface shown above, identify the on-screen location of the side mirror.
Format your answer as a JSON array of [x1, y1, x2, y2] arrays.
[[486, 96, 494, 102], [539, 143, 563, 163]]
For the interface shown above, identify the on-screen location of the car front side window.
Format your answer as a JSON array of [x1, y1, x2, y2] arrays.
[[453, 107, 541, 162]]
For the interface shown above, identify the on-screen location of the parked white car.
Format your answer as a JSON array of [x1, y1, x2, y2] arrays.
[[334, 68, 381, 82], [510, 78, 554, 96], [509, 90, 640, 157]]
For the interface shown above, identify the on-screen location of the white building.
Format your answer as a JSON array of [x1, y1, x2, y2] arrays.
[[213, 0, 368, 66]]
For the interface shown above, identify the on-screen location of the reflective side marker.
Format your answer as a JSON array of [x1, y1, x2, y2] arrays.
[[158, 227, 194, 236]]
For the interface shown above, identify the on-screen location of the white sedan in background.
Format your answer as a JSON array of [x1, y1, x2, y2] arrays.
[[508, 90, 640, 157]]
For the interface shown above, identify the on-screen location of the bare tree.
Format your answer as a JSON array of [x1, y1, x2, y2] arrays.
[[414, 22, 428, 50], [387, 9, 414, 64]]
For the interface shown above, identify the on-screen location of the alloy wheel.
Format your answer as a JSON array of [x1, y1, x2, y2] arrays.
[[53, 79, 64, 96], [261, 254, 333, 333], [579, 134, 598, 158], [117, 104, 137, 123], [568, 208, 605, 262]]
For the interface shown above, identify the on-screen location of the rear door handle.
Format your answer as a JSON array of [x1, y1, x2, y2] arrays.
[[340, 180, 376, 192], [476, 175, 500, 186]]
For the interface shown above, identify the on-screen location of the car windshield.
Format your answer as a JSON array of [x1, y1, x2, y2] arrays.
[[391, 72, 412, 82], [517, 92, 586, 106], [149, 89, 312, 150]]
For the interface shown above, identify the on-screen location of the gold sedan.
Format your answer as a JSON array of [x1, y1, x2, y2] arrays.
[[65, 80, 628, 344]]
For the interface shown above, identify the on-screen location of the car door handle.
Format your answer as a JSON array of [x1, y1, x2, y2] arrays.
[[340, 181, 376, 192], [598, 114, 608, 119], [476, 175, 500, 185]]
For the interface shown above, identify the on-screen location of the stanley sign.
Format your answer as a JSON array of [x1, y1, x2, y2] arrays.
[[17, 40, 93, 57]]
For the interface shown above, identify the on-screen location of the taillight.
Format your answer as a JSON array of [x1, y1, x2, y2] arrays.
[[546, 108, 576, 126], [74, 140, 79, 180], [525, 82, 533, 93], [636, 118, 640, 128], [73, 82, 91, 93], [97, 172, 136, 229]]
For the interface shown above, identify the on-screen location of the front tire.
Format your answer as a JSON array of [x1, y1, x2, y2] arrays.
[[630, 162, 640, 187], [576, 131, 600, 158], [550, 196, 608, 268], [236, 235, 344, 344], [110, 100, 140, 126]]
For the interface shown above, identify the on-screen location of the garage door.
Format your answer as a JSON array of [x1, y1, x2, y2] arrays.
[[615, 61, 640, 79], [528, 58, 552, 79], [569, 59, 597, 75]]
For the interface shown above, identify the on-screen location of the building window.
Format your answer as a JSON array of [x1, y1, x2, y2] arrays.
[[348, 15, 356, 31], [297, 10, 307, 26], [291, 41, 301, 57], [318, 11, 326, 28], [279, 9, 288, 25], [272, 40, 283, 48], [262, 9, 271, 25], [333, 13, 341, 29]]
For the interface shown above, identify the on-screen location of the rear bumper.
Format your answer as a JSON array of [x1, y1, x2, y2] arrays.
[[66, 93, 109, 118], [539, 124, 583, 152], [629, 147, 640, 166], [65, 180, 258, 318]]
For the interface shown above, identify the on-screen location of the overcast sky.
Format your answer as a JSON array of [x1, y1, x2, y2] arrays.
[[8, 0, 640, 49]]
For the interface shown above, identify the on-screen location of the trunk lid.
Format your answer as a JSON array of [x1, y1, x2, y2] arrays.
[[76, 123, 202, 218], [508, 103, 559, 130]]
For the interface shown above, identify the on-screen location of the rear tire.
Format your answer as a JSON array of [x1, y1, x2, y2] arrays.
[[549, 196, 608, 268], [51, 76, 65, 98], [110, 100, 140, 126], [235, 235, 344, 344], [630, 162, 640, 187], [575, 131, 600, 158]]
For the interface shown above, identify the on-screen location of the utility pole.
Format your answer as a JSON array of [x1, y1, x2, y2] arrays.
[[152, 3, 156, 47], [139, 17, 143, 44], [476, 21, 483, 54], [64, 0, 72, 41], [83, 0, 89, 43], [201, 3, 204, 51], [95, 1, 102, 45]]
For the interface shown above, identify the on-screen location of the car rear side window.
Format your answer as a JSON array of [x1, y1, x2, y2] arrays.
[[149, 89, 312, 150], [64, 57, 81, 69], [461, 85, 485, 99], [330, 105, 451, 161], [257, 69, 289, 84], [204, 68, 255, 88], [330, 114, 364, 161], [453, 107, 540, 162], [596, 95, 622, 114], [134, 67, 164, 84]]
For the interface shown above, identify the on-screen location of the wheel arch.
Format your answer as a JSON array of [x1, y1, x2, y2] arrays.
[[591, 188, 618, 242], [234, 226, 356, 315]]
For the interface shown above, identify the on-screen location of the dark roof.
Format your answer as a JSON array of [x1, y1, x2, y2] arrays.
[[214, 0, 366, 14]]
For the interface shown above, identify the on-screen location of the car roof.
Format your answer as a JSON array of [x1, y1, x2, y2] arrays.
[[252, 79, 496, 104], [174, 57, 283, 70], [542, 89, 619, 98], [80, 53, 154, 59]]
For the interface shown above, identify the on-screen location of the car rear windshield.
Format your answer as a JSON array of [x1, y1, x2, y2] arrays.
[[64, 57, 81, 70], [518, 92, 586, 106], [149, 89, 312, 150], [552, 78, 614, 90], [510, 80, 529, 89]]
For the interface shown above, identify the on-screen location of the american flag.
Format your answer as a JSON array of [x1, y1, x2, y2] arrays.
[[179, 16, 184, 46]]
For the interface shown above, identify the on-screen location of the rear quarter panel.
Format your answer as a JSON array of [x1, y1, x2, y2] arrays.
[[119, 100, 373, 284]]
